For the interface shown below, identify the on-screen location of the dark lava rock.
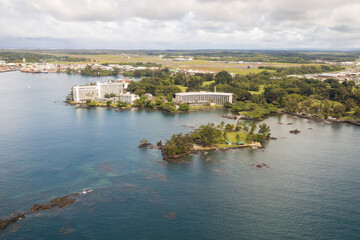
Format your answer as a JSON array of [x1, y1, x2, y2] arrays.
[[138, 143, 152, 148], [164, 212, 177, 219], [157, 140, 162, 147], [30, 194, 79, 213], [0, 212, 26, 231], [251, 163, 270, 168], [0, 191, 87, 232], [148, 145, 158, 149], [289, 129, 301, 134], [270, 137, 278, 140]]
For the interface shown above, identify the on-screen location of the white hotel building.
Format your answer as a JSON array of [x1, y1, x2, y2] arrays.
[[174, 91, 233, 105], [72, 81, 123, 102]]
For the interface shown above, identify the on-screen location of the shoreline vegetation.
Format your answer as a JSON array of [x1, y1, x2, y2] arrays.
[[139, 122, 271, 163], [67, 64, 360, 125]]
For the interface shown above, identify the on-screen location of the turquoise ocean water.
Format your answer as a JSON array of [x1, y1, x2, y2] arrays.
[[0, 72, 359, 239]]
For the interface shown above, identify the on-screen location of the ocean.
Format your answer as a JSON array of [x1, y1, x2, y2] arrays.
[[0, 72, 359, 239]]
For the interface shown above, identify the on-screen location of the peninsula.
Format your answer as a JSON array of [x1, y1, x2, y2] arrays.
[[150, 121, 271, 162]]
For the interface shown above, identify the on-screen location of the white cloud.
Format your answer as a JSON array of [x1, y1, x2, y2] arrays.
[[0, 0, 359, 48]]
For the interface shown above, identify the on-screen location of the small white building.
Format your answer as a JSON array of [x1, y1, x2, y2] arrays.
[[119, 93, 140, 104], [174, 91, 233, 105]]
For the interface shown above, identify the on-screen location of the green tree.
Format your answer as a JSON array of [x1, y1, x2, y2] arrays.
[[235, 134, 240, 142], [118, 101, 128, 109], [225, 123, 234, 132], [162, 133, 194, 156], [223, 101, 233, 108], [258, 123, 271, 137], [215, 70, 232, 84], [322, 100, 331, 119], [162, 102, 177, 113], [196, 123, 222, 146], [332, 104, 346, 118], [179, 103, 190, 111]]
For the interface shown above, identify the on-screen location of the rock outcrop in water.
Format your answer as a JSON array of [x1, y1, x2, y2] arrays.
[[138, 142, 152, 148], [251, 163, 270, 168], [289, 129, 301, 134], [30, 193, 79, 213], [0, 191, 90, 232], [164, 212, 177, 219], [0, 212, 26, 231]]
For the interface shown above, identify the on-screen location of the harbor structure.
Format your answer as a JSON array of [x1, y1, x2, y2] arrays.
[[174, 91, 233, 105]]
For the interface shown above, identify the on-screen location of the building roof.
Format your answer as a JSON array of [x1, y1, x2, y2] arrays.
[[175, 92, 233, 96]]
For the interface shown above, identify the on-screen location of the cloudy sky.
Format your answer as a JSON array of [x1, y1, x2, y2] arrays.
[[0, 0, 359, 49]]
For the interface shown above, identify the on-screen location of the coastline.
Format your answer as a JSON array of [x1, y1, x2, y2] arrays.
[[160, 142, 263, 163], [281, 110, 360, 127], [65, 101, 360, 127], [65, 100, 227, 113]]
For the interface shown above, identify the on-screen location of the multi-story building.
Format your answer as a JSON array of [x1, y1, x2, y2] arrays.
[[119, 93, 140, 104], [72, 81, 123, 102], [116, 79, 133, 89], [174, 91, 233, 105]]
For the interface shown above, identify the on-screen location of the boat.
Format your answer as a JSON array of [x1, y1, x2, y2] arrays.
[[80, 188, 93, 194]]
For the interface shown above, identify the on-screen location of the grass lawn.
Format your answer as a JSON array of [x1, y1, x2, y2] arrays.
[[225, 131, 248, 142], [176, 85, 188, 92], [249, 85, 265, 95], [202, 80, 215, 86], [214, 144, 238, 148]]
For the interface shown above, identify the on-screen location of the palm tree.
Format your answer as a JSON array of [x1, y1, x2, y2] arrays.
[[223, 131, 228, 140], [258, 123, 271, 136], [236, 134, 240, 142]]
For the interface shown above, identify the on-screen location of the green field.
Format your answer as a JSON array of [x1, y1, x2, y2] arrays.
[[46, 53, 322, 75]]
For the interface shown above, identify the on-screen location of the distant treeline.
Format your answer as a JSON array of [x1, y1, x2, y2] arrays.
[[79, 65, 118, 76], [192, 51, 359, 63], [258, 65, 345, 75], [0, 52, 89, 63], [44, 50, 360, 63]]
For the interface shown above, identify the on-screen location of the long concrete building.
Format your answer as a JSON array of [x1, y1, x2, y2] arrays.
[[72, 81, 123, 102], [174, 91, 233, 105]]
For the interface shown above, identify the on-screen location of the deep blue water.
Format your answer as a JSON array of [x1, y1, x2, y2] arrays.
[[0, 71, 359, 239]]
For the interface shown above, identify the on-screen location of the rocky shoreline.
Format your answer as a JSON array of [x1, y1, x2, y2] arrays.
[[65, 101, 226, 113], [160, 143, 263, 163], [281, 110, 360, 127]]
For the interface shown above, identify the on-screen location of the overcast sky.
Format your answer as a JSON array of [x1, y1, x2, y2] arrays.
[[0, 0, 359, 49]]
